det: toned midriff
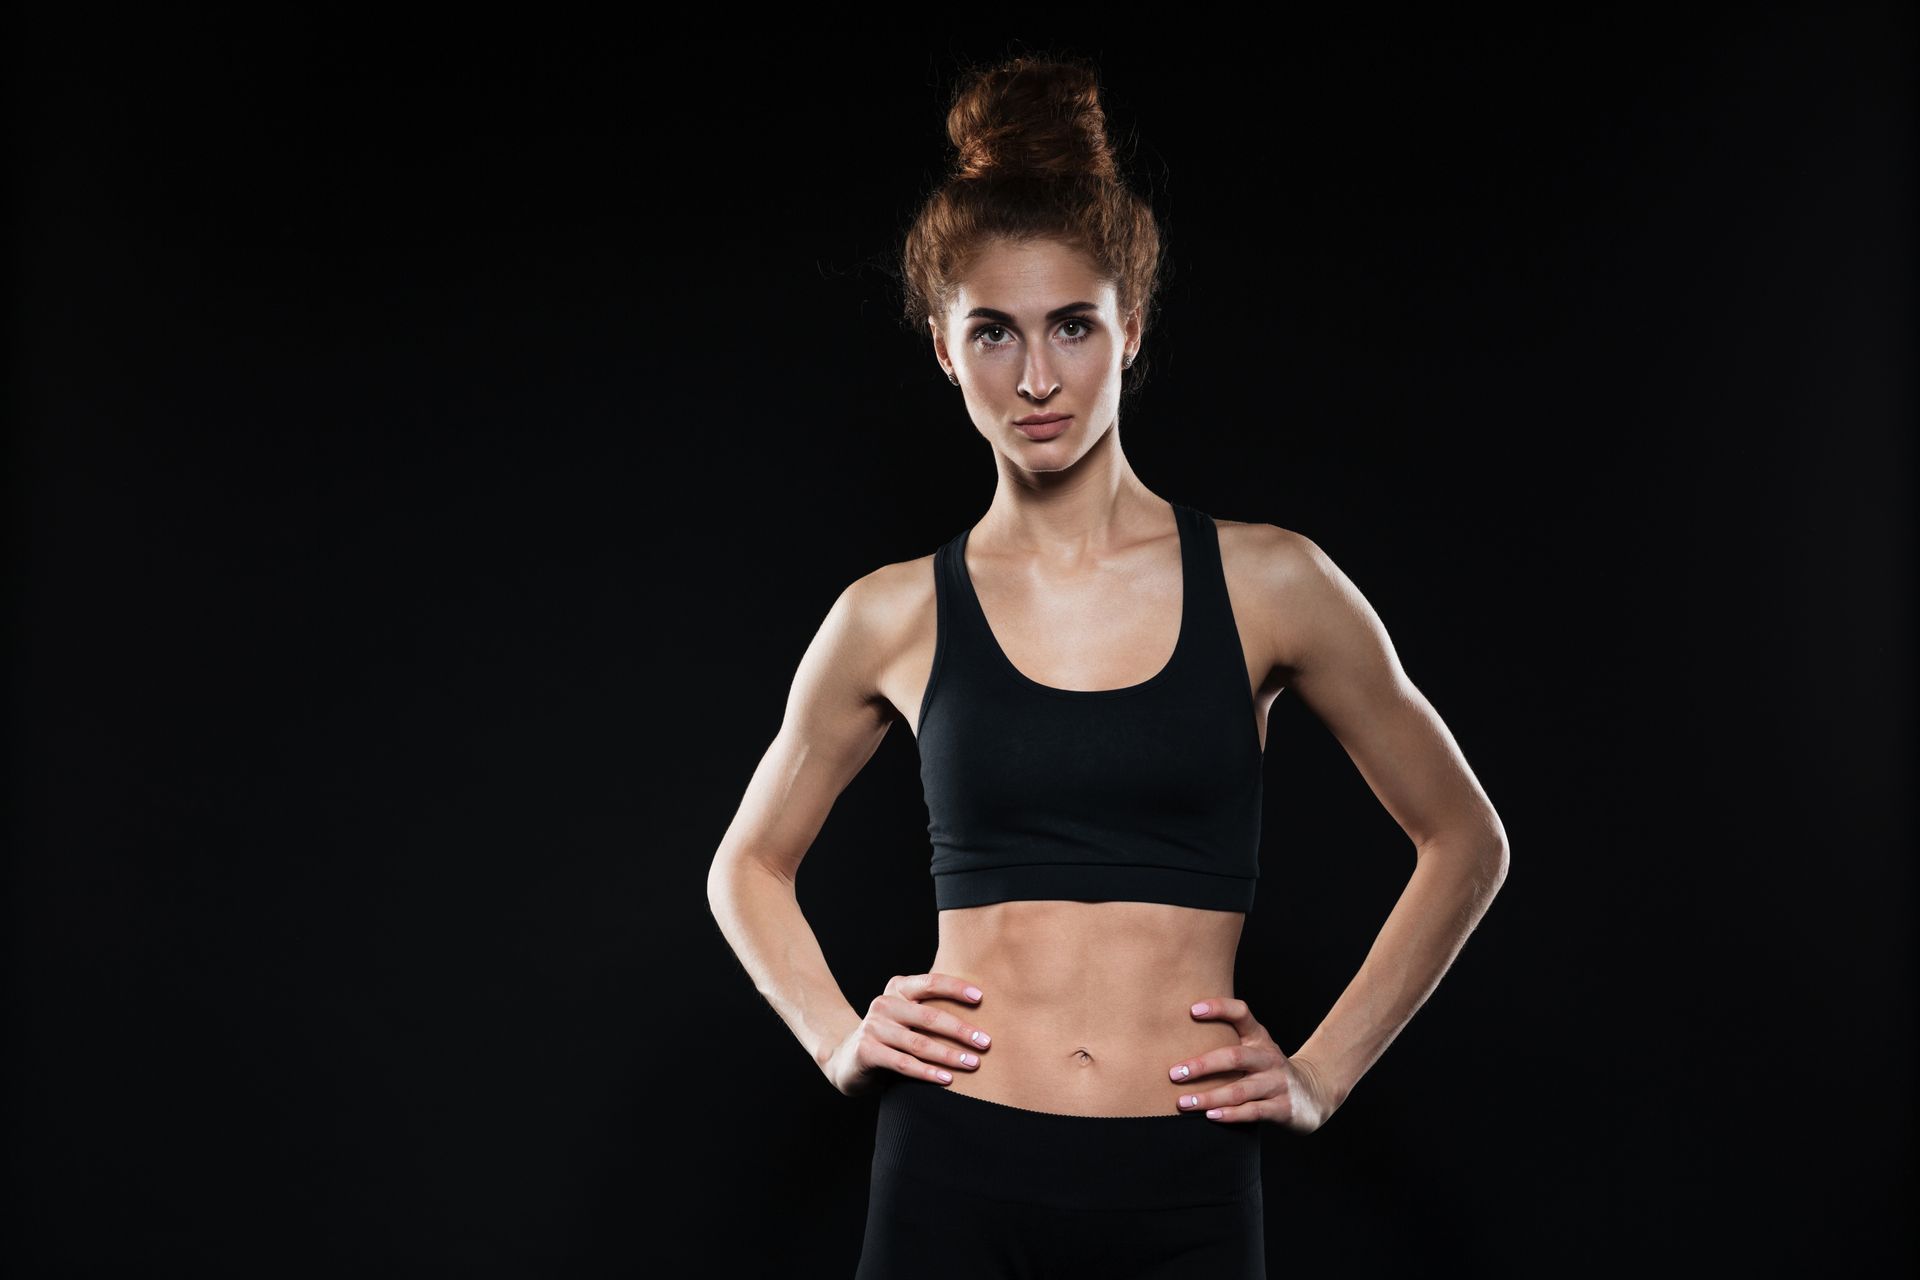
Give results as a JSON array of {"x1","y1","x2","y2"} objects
[{"x1": 919, "y1": 897, "x2": 1252, "y2": 1117}]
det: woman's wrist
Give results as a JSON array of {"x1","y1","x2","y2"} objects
[
  {"x1": 812, "y1": 1006, "x2": 864, "y2": 1072},
  {"x1": 1286, "y1": 1049, "x2": 1351, "y2": 1114}
]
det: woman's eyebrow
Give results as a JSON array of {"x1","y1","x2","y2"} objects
[{"x1": 963, "y1": 300, "x2": 1100, "y2": 324}]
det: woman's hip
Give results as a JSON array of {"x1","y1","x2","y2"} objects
[
  {"x1": 870, "y1": 1074, "x2": 1261, "y2": 1212},
  {"x1": 858, "y1": 1076, "x2": 1265, "y2": 1278}
]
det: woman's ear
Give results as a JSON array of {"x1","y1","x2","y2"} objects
[{"x1": 929, "y1": 316, "x2": 952, "y2": 379}]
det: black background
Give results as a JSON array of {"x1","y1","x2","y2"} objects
[{"x1": 6, "y1": 8, "x2": 1912, "y2": 1276}]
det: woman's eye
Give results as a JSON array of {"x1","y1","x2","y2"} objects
[{"x1": 972, "y1": 319, "x2": 1094, "y2": 347}]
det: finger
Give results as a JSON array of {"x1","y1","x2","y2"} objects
[
  {"x1": 872, "y1": 1012, "x2": 985, "y2": 1073},
  {"x1": 854, "y1": 1022, "x2": 958, "y2": 1083},
  {"x1": 877, "y1": 992, "x2": 993, "y2": 1051},
  {"x1": 1170, "y1": 1042, "x2": 1282, "y2": 1084},
  {"x1": 898, "y1": 975, "x2": 991, "y2": 1045},
  {"x1": 1178, "y1": 1074, "x2": 1274, "y2": 1115},
  {"x1": 902, "y1": 972, "x2": 987, "y2": 1005},
  {"x1": 867, "y1": 1025, "x2": 962, "y2": 1083},
  {"x1": 888, "y1": 1044, "x2": 957, "y2": 1084},
  {"x1": 1189, "y1": 996, "x2": 1259, "y2": 1032},
  {"x1": 912, "y1": 1002, "x2": 995, "y2": 1051},
  {"x1": 1188, "y1": 996, "x2": 1246, "y2": 1021},
  {"x1": 1168, "y1": 1045, "x2": 1238, "y2": 1083},
  {"x1": 1210, "y1": 1086, "x2": 1296, "y2": 1125}
]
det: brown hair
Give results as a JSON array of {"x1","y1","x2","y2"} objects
[{"x1": 896, "y1": 51, "x2": 1168, "y2": 394}]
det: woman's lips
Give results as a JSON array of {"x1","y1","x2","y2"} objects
[{"x1": 1014, "y1": 416, "x2": 1072, "y2": 441}]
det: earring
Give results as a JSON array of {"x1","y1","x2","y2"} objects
[
  {"x1": 1123, "y1": 354, "x2": 1136, "y2": 369},
  {"x1": 948, "y1": 371, "x2": 958, "y2": 385}
]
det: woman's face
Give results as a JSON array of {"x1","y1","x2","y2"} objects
[{"x1": 932, "y1": 236, "x2": 1140, "y2": 473}]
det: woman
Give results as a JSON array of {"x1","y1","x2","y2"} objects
[{"x1": 706, "y1": 53, "x2": 1510, "y2": 1278}]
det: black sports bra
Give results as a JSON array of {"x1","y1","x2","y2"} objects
[{"x1": 915, "y1": 501, "x2": 1265, "y2": 911}]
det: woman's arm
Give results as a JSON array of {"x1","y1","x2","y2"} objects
[
  {"x1": 705, "y1": 568, "x2": 904, "y2": 1071},
  {"x1": 1242, "y1": 525, "x2": 1510, "y2": 1112}
]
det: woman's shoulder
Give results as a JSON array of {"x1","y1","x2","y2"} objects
[
  {"x1": 1206, "y1": 515, "x2": 1398, "y2": 687},
  {"x1": 830, "y1": 543, "x2": 944, "y2": 651},
  {"x1": 785, "y1": 545, "x2": 943, "y2": 719},
  {"x1": 1207, "y1": 514, "x2": 1328, "y2": 591}
]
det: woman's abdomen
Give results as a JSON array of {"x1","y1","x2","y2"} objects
[{"x1": 921, "y1": 900, "x2": 1253, "y2": 1117}]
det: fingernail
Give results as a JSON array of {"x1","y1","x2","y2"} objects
[
  {"x1": 1180, "y1": 1095, "x2": 1197, "y2": 1108},
  {"x1": 1206, "y1": 1109, "x2": 1224, "y2": 1119},
  {"x1": 960, "y1": 1052, "x2": 977, "y2": 1067},
  {"x1": 936, "y1": 1070, "x2": 953, "y2": 1083},
  {"x1": 972, "y1": 1031, "x2": 990, "y2": 1047},
  {"x1": 964, "y1": 986, "x2": 983, "y2": 1001},
  {"x1": 1191, "y1": 1002, "x2": 1209, "y2": 1016},
  {"x1": 1170, "y1": 1064, "x2": 1190, "y2": 1081}
]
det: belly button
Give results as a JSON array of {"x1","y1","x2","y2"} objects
[{"x1": 1071, "y1": 1048, "x2": 1095, "y2": 1066}]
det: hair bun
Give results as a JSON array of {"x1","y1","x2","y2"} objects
[
  {"x1": 946, "y1": 54, "x2": 1119, "y2": 184},
  {"x1": 897, "y1": 51, "x2": 1164, "y2": 383}
]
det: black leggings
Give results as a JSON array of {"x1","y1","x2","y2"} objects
[{"x1": 855, "y1": 1075, "x2": 1265, "y2": 1279}]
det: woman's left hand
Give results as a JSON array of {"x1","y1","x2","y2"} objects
[{"x1": 1168, "y1": 996, "x2": 1338, "y2": 1133}]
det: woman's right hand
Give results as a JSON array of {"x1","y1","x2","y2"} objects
[{"x1": 822, "y1": 972, "x2": 993, "y2": 1097}]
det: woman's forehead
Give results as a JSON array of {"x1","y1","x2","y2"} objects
[{"x1": 953, "y1": 242, "x2": 1114, "y2": 313}]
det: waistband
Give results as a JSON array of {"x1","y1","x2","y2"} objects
[{"x1": 870, "y1": 1077, "x2": 1262, "y2": 1212}]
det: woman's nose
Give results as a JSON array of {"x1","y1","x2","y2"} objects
[{"x1": 1020, "y1": 352, "x2": 1060, "y2": 399}]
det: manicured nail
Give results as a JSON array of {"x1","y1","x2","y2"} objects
[
  {"x1": 972, "y1": 1031, "x2": 990, "y2": 1047},
  {"x1": 1206, "y1": 1109, "x2": 1224, "y2": 1119},
  {"x1": 1180, "y1": 1095, "x2": 1197, "y2": 1108},
  {"x1": 964, "y1": 986, "x2": 983, "y2": 1001},
  {"x1": 1191, "y1": 1002, "x2": 1209, "y2": 1016},
  {"x1": 937, "y1": 1070, "x2": 953, "y2": 1083},
  {"x1": 1170, "y1": 1064, "x2": 1190, "y2": 1081},
  {"x1": 960, "y1": 1052, "x2": 977, "y2": 1067}
]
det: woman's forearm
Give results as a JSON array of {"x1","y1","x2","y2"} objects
[
  {"x1": 708, "y1": 859, "x2": 864, "y2": 1072},
  {"x1": 1289, "y1": 833, "x2": 1508, "y2": 1110}
]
